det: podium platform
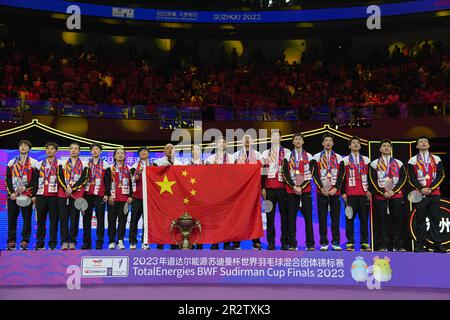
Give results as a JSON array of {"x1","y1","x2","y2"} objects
[{"x1": 1, "y1": 250, "x2": 449, "y2": 290}]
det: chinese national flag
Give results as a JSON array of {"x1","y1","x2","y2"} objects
[{"x1": 144, "y1": 164, "x2": 263, "y2": 244}]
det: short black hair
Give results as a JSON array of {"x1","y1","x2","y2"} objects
[
  {"x1": 416, "y1": 136, "x2": 429, "y2": 144},
  {"x1": 69, "y1": 142, "x2": 81, "y2": 149},
  {"x1": 348, "y1": 136, "x2": 361, "y2": 146},
  {"x1": 18, "y1": 139, "x2": 32, "y2": 149},
  {"x1": 138, "y1": 146, "x2": 149, "y2": 154},
  {"x1": 321, "y1": 133, "x2": 334, "y2": 143},
  {"x1": 90, "y1": 143, "x2": 103, "y2": 151},
  {"x1": 113, "y1": 148, "x2": 125, "y2": 157},
  {"x1": 45, "y1": 141, "x2": 59, "y2": 150},
  {"x1": 293, "y1": 133, "x2": 304, "y2": 140},
  {"x1": 379, "y1": 139, "x2": 392, "y2": 147}
]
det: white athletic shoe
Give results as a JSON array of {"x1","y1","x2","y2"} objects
[
  {"x1": 130, "y1": 243, "x2": 137, "y2": 250},
  {"x1": 108, "y1": 243, "x2": 116, "y2": 250},
  {"x1": 320, "y1": 244, "x2": 329, "y2": 251},
  {"x1": 117, "y1": 240, "x2": 125, "y2": 250},
  {"x1": 141, "y1": 244, "x2": 149, "y2": 250}
]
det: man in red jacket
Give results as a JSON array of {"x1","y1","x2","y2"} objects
[
  {"x1": 369, "y1": 139, "x2": 407, "y2": 252},
  {"x1": 313, "y1": 134, "x2": 345, "y2": 251},
  {"x1": 5, "y1": 140, "x2": 38, "y2": 250},
  {"x1": 261, "y1": 130, "x2": 291, "y2": 250},
  {"x1": 82, "y1": 143, "x2": 111, "y2": 250},
  {"x1": 57, "y1": 142, "x2": 89, "y2": 250},
  {"x1": 342, "y1": 136, "x2": 372, "y2": 252},
  {"x1": 407, "y1": 136, "x2": 446, "y2": 253},
  {"x1": 32, "y1": 141, "x2": 60, "y2": 250},
  {"x1": 283, "y1": 133, "x2": 315, "y2": 251}
]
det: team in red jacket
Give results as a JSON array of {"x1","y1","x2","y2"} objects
[
  {"x1": 5, "y1": 140, "x2": 38, "y2": 250},
  {"x1": 3, "y1": 135, "x2": 447, "y2": 253},
  {"x1": 313, "y1": 134, "x2": 345, "y2": 251},
  {"x1": 407, "y1": 136, "x2": 446, "y2": 253},
  {"x1": 369, "y1": 139, "x2": 407, "y2": 252}
]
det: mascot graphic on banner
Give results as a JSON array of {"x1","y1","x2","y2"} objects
[{"x1": 351, "y1": 256, "x2": 393, "y2": 289}]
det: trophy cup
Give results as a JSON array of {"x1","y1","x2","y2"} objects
[{"x1": 170, "y1": 212, "x2": 202, "y2": 249}]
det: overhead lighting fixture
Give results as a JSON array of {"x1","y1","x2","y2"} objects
[
  {"x1": 51, "y1": 13, "x2": 67, "y2": 20},
  {"x1": 297, "y1": 22, "x2": 314, "y2": 28},
  {"x1": 100, "y1": 18, "x2": 121, "y2": 25},
  {"x1": 435, "y1": 10, "x2": 450, "y2": 17}
]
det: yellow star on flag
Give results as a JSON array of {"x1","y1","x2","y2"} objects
[
  {"x1": 190, "y1": 178, "x2": 196, "y2": 185},
  {"x1": 183, "y1": 197, "x2": 190, "y2": 204},
  {"x1": 156, "y1": 175, "x2": 176, "y2": 195},
  {"x1": 181, "y1": 170, "x2": 188, "y2": 177},
  {"x1": 190, "y1": 189, "x2": 197, "y2": 196}
]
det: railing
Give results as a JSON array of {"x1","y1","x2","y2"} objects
[
  {"x1": 0, "y1": 97, "x2": 448, "y2": 127},
  {"x1": 0, "y1": 98, "x2": 202, "y2": 128}
]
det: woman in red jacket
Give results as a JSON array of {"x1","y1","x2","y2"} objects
[{"x1": 107, "y1": 148, "x2": 133, "y2": 250}]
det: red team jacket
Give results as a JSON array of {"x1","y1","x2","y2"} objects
[
  {"x1": 369, "y1": 157, "x2": 407, "y2": 201},
  {"x1": 282, "y1": 149, "x2": 314, "y2": 195},
  {"x1": 57, "y1": 158, "x2": 88, "y2": 199},
  {"x1": 407, "y1": 153, "x2": 445, "y2": 196},
  {"x1": 342, "y1": 154, "x2": 371, "y2": 197},
  {"x1": 84, "y1": 159, "x2": 111, "y2": 197},
  {"x1": 5, "y1": 156, "x2": 38, "y2": 198}
]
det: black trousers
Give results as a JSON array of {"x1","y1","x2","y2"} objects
[
  {"x1": 58, "y1": 197, "x2": 81, "y2": 245},
  {"x1": 83, "y1": 195, "x2": 106, "y2": 247},
  {"x1": 317, "y1": 194, "x2": 341, "y2": 246},
  {"x1": 108, "y1": 202, "x2": 128, "y2": 244},
  {"x1": 7, "y1": 199, "x2": 32, "y2": 244},
  {"x1": 374, "y1": 197, "x2": 403, "y2": 249},
  {"x1": 231, "y1": 239, "x2": 261, "y2": 248},
  {"x1": 35, "y1": 196, "x2": 59, "y2": 248},
  {"x1": 345, "y1": 195, "x2": 369, "y2": 245},
  {"x1": 129, "y1": 198, "x2": 143, "y2": 245},
  {"x1": 266, "y1": 188, "x2": 288, "y2": 246},
  {"x1": 286, "y1": 193, "x2": 314, "y2": 247},
  {"x1": 413, "y1": 195, "x2": 442, "y2": 245}
]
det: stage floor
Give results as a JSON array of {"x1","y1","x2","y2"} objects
[{"x1": 1, "y1": 284, "x2": 449, "y2": 300}]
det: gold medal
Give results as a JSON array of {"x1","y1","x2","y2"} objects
[
  {"x1": 295, "y1": 170, "x2": 300, "y2": 175},
  {"x1": 118, "y1": 184, "x2": 122, "y2": 188},
  {"x1": 425, "y1": 175, "x2": 430, "y2": 179},
  {"x1": 45, "y1": 180, "x2": 49, "y2": 185},
  {"x1": 327, "y1": 172, "x2": 332, "y2": 178}
]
